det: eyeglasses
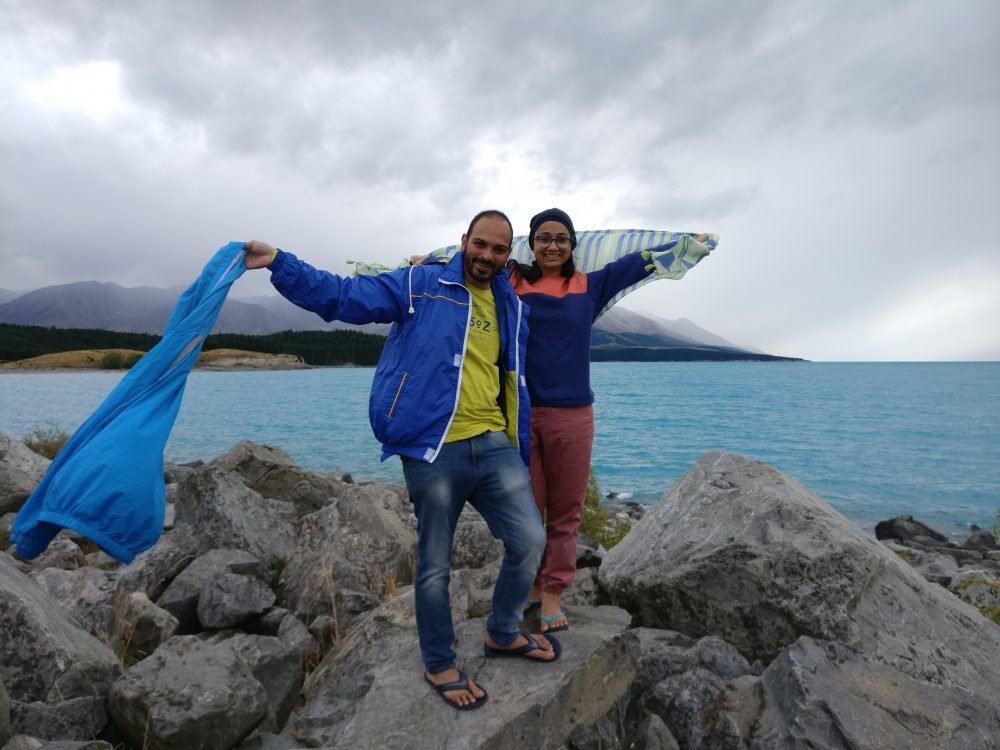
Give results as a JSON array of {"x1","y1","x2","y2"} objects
[{"x1": 534, "y1": 234, "x2": 572, "y2": 248}]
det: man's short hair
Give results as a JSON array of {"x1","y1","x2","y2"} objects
[{"x1": 466, "y1": 209, "x2": 513, "y2": 244}]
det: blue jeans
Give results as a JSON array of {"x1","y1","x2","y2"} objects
[{"x1": 402, "y1": 430, "x2": 545, "y2": 673}]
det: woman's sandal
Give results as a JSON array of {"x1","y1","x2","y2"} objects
[{"x1": 539, "y1": 611, "x2": 569, "y2": 634}]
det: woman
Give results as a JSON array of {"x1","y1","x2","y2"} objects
[{"x1": 509, "y1": 208, "x2": 708, "y2": 632}]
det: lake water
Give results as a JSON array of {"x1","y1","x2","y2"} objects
[{"x1": 2, "y1": 362, "x2": 998, "y2": 540}]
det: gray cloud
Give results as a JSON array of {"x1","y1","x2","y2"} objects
[{"x1": 1, "y1": 0, "x2": 998, "y2": 360}]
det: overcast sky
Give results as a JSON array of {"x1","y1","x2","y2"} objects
[{"x1": 2, "y1": 1, "x2": 998, "y2": 361}]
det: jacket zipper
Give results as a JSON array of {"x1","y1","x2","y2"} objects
[
  {"x1": 387, "y1": 372, "x2": 408, "y2": 418},
  {"x1": 428, "y1": 279, "x2": 472, "y2": 462}
]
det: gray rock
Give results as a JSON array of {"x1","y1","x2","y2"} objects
[
  {"x1": 276, "y1": 611, "x2": 319, "y2": 661},
  {"x1": 0, "y1": 434, "x2": 50, "y2": 514},
  {"x1": 197, "y1": 571, "x2": 276, "y2": 629},
  {"x1": 210, "y1": 440, "x2": 350, "y2": 516},
  {"x1": 162, "y1": 493, "x2": 176, "y2": 530},
  {"x1": 963, "y1": 529, "x2": 999, "y2": 551},
  {"x1": 29, "y1": 566, "x2": 119, "y2": 643},
  {"x1": 279, "y1": 483, "x2": 417, "y2": 631},
  {"x1": 115, "y1": 591, "x2": 179, "y2": 659},
  {"x1": 562, "y1": 566, "x2": 600, "y2": 608},
  {"x1": 235, "y1": 732, "x2": 303, "y2": 750},
  {"x1": 249, "y1": 606, "x2": 291, "y2": 636},
  {"x1": 949, "y1": 570, "x2": 1000, "y2": 615},
  {"x1": 0, "y1": 678, "x2": 9, "y2": 745},
  {"x1": 632, "y1": 713, "x2": 680, "y2": 750},
  {"x1": 9, "y1": 697, "x2": 110, "y2": 744},
  {"x1": 451, "y1": 507, "x2": 503, "y2": 570},
  {"x1": 0, "y1": 737, "x2": 44, "y2": 750},
  {"x1": 749, "y1": 636, "x2": 1000, "y2": 749},
  {"x1": 973, "y1": 557, "x2": 1000, "y2": 574},
  {"x1": 939, "y1": 546, "x2": 985, "y2": 566},
  {"x1": 307, "y1": 614, "x2": 338, "y2": 648},
  {"x1": 108, "y1": 635, "x2": 269, "y2": 750},
  {"x1": 622, "y1": 628, "x2": 755, "y2": 748},
  {"x1": 204, "y1": 632, "x2": 304, "y2": 732},
  {"x1": 892, "y1": 544, "x2": 960, "y2": 586},
  {"x1": 601, "y1": 451, "x2": 1000, "y2": 747},
  {"x1": 157, "y1": 548, "x2": 268, "y2": 633},
  {"x1": 287, "y1": 598, "x2": 634, "y2": 749},
  {"x1": 874, "y1": 515, "x2": 949, "y2": 546},
  {"x1": 34, "y1": 743, "x2": 113, "y2": 749},
  {"x1": 174, "y1": 465, "x2": 298, "y2": 566},
  {"x1": 25, "y1": 537, "x2": 86, "y2": 572},
  {"x1": 575, "y1": 533, "x2": 605, "y2": 569},
  {"x1": 0, "y1": 553, "x2": 121, "y2": 740},
  {"x1": 82, "y1": 549, "x2": 120, "y2": 570},
  {"x1": 113, "y1": 523, "x2": 199, "y2": 607},
  {"x1": 163, "y1": 461, "x2": 200, "y2": 485}
]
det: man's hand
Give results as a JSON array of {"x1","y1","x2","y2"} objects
[{"x1": 244, "y1": 240, "x2": 277, "y2": 270}]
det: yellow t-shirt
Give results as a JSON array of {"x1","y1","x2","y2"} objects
[{"x1": 445, "y1": 284, "x2": 507, "y2": 442}]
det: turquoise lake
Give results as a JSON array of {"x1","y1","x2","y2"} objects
[{"x1": 2, "y1": 361, "x2": 998, "y2": 539}]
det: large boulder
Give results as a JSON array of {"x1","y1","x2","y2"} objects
[
  {"x1": 108, "y1": 635, "x2": 269, "y2": 750},
  {"x1": 29, "y1": 565, "x2": 120, "y2": 643},
  {"x1": 157, "y1": 548, "x2": 269, "y2": 633},
  {"x1": 618, "y1": 628, "x2": 755, "y2": 749},
  {"x1": 203, "y1": 632, "x2": 305, "y2": 733},
  {"x1": 115, "y1": 591, "x2": 179, "y2": 659},
  {"x1": 745, "y1": 635, "x2": 1000, "y2": 748},
  {"x1": 0, "y1": 553, "x2": 122, "y2": 740},
  {"x1": 209, "y1": 440, "x2": 351, "y2": 516},
  {"x1": 173, "y1": 466, "x2": 298, "y2": 566},
  {"x1": 113, "y1": 523, "x2": 199, "y2": 607},
  {"x1": 0, "y1": 434, "x2": 50, "y2": 514},
  {"x1": 197, "y1": 571, "x2": 276, "y2": 630},
  {"x1": 286, "y1": 593, "x2": 635, "y2": 749},
  {"x1": 279, "y1": 483, "x2": 417, "y2": 631},
  {"x1": 601, "y1": 451, "x2": 1000, "y2": 747}
]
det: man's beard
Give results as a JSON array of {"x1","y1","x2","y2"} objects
[{"x1": 463, "y1": 253, "x2": 496, "y2": 283}]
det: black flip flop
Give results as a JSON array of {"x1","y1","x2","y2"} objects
[
  {"x1": 424, "y1": 670, "x2": 489, "y2": 711},
  {"x1": 483, "y1": 632, "x2": 561, "y2": 662}
]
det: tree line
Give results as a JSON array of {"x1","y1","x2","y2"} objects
[{"x1": 0, "y1": 324, "x2": 386, "y2": 367}]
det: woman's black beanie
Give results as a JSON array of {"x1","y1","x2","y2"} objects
[{"x1": 528, "y1": 207, "x2": 577, "y2": 249}]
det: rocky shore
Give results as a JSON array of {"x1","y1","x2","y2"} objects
[{"x1": 1, "y1": 435, "x2": 999, "y2": 749}]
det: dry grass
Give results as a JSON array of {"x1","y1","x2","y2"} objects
[
  {"x1": 1, "y1": 349, "x2": 145, "y2": 369},
  {"x1": 22, "y1": 421, "x2": 70, "y2": 458},
  {"x1": 1, "y1": 347, "x2": 303, "y2": 370}
]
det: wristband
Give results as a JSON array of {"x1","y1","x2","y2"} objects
[{"x1": 270, "y1": 248, "x2": 279, "y2": 264}]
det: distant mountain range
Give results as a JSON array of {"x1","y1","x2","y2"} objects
[{"x1": 0, "y1": 282, "x2": 802, "y2": 362}]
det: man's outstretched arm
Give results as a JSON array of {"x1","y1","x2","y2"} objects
[{"x1": 243, "y1": 240, "x2": 411, "y2": 325}]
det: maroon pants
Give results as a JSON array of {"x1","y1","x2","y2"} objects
[{"x1": 529, "y1": 404, "x2": 594, "y2": 594}]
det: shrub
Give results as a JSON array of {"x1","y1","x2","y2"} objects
[
  {"x1": 22, "y1": 421, "x2": 70, "y2": 459},
  {"x1": 100, "y1": 350, "x2": 141, "y2": 369},
  {"x1": 578, "y1": 467, "x2": 631, "y2": 549}
]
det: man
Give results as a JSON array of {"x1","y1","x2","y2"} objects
[{"x1": 244, "y1": 210, "x2": 556, "y2": 711}]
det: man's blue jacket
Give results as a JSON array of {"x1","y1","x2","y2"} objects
[
  {"x1": 268, "y1": 249, "x2": 531, "y2": 465},
  {"x1": 11, "y1": 242, "x2": 247, "y2": 563}
]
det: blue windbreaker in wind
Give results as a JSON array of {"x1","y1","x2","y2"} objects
[{"x1": 11, "y1": 242, "x2": 247, "y2": 563}]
